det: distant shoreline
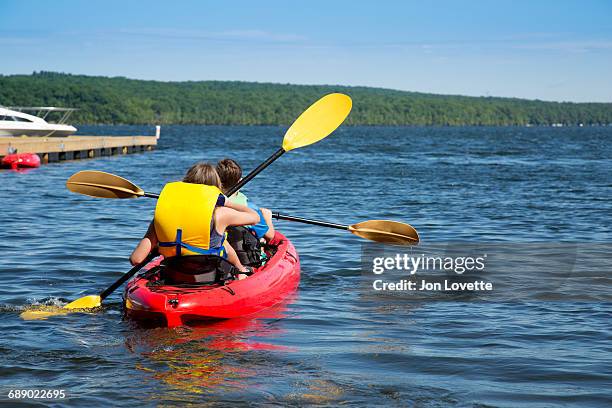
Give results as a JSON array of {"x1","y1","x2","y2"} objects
[
  {"x1": 76, "y1": 123, "x2": 611, "y2": 128},
  {"x1": 3, "y1": 72, "x2": 612, "y2": 126}
]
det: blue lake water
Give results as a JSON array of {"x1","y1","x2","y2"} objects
[{"x1": 1, "y1": 125, "x2": 611, "y2": 406}]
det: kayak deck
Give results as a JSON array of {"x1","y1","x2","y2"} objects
[{"x1": 124, "y1": 232, "x2": 300, "y2": 327}]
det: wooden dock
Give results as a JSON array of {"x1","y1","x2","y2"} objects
[{"x1": 0, "y1": 135, "x2": 157, "y2": 164}]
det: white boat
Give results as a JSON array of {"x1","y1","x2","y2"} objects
[{"x1": 0, "y1": 106, "x2": 77, "y2": 137}]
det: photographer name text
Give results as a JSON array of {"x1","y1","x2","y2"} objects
[{"x1": 373, "y1": 279, "x2": 493, "y2": 291}]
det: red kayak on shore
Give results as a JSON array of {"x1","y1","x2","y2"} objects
[
  {"x1": 1, "y1": 153, "x2": 41, "y2": 169},
  {"x1": 124, "y1": 232, "x2": 300, "y2": 327}
]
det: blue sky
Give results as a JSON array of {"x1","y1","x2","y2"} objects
[{"x1": 1, "y1": 0, "x2": 611, "y2": 102}]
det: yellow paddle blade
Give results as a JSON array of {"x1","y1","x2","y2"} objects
[
  {"x1": 66, "y1": 170, "x2": 144, "y2": 199},
  {"x1": 20, "y1": 295, "x2": 102, "y2": 321},
  {"x1": 20, "y1": 308, "x2": 71, "y2": 321},
  {"x1": 282, "y1": 93, "x2": 352, "y2": 152},
  {"x1": 348, "y1": 220, "x2": 420, "y2": 246},
  {"x1": 64, "y1": 295, "x2": 102, "y2": 309}
]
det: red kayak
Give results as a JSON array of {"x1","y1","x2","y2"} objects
[
  {"x1": 124, "y1": 232, "x2": 300, "y2": 327},
  {"x1": 1, "y1": 153, "x2": 41, "y2": 169}
]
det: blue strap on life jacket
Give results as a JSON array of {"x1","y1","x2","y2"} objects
[{"x1": 158, "y1": 228, "x2": 226, "y2": 258}]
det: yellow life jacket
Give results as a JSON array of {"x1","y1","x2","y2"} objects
[{"x1": 154, "y1": 181, "x2": 225, "y2": 258}]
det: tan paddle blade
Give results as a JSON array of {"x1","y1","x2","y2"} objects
[
  {"x1": 348, "y1": 220, "x2": 419, "y2": 245},
  {"x1": 66, "y1": 170, "x2": 144, "y2": 199},
  {"x1": 20, "y1": 295, "x2": 102, "y2": 321},
  {"x1": 282, "y1": 93, "x2": 352, "y2": 151}
]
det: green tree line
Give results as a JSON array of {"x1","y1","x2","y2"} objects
[{"x1": 1, "y1": 71, "x2": 611, "y2": 125}]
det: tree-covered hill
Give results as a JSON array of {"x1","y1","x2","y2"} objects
[{"x1": 1, "y1": 72, "x2": 611, "y2": 126}]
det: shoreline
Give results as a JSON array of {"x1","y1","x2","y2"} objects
[{"x1": 74, "y1": 123, "x2": 612, "y2": 128}]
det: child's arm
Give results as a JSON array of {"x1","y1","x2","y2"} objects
[
  {"x1": 260, "y1": 207, "x2": 276, "y2": 241},
  {"x1": 130, "y1": 220, "x2": 158, "y2": 265},
  {"x1": 215, "y1": 200, "x2": 261, "y2": 231}
]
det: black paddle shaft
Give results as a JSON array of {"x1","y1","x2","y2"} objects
[
  {"x1": 272, "y1": 213, "x2": 348, "y2": 230},
  {"x1": 99, "y1": 252, "x2": 157, "y2": 300},
  {"x1": 226, "y1": 148, "x2": 285, "y2": 196}
]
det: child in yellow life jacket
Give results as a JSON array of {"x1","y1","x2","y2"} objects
[
  {"x1": 129, "y1": 162, "x2": 260, "y2": 279},
  {"x1": 216, "y1": 158, "x2": 276, "y2": 241}
]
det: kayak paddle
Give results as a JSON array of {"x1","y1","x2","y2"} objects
[
  {"x1": 272, "y1": 213, "x2": 419, "y2": 245},
  {"x1": 20, "y1": 252, "x2": 156, "y2": 320},
  {"x1": 65, "y1": 172, "x2": 420, "y2": 246},
  {"x1": 24, "y1": 93, "x2": 352, "y2": 320}
]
